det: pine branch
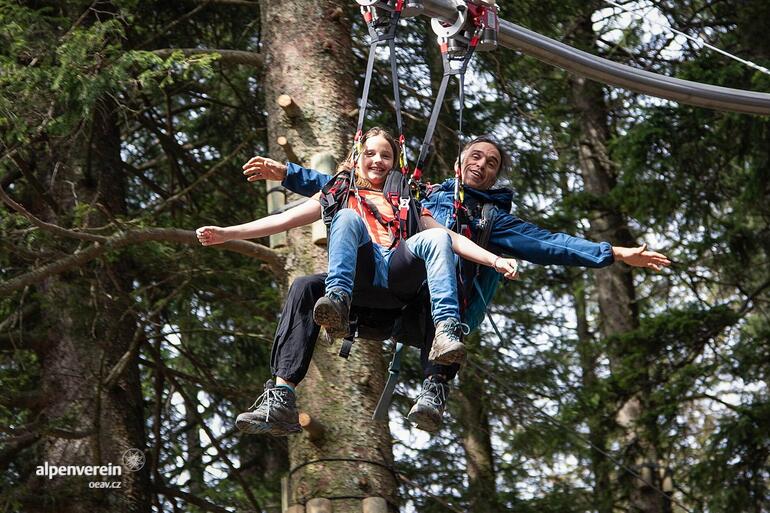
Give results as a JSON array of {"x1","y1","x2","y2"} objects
[
  {"x1": 0, "y1": 390, "x2": 45, "y2": 410},
  {"x1": 146, "y1": 341, "x2": 263, "y2": 512},
  {"x1": 8, "y1": 156, "x2": 62, "y2": 215},
  {"x1": 136, "y1": 111, "x2": 194, "y2": 190},
  {"x1": 0, "y1": 228, "x2": 284, "y2": 296},
  {"x1": 121, "y1": 161, "x2": 171, "y2": 199},
  {"x1": 0, "y1": 304, "x2": 38, "y2": 333},
  {"x1": 0, "y1": 185, "x2": 107, "y2": 243},
  {"x1": 154, "y1": 485, "x2": 232, "y2": 513},
  {"x1": 152, "y1": 48, "x2": 262, "y2": 67},
  {"x1": 139, "y1": 1, "x2": 214, "y2": 50},
  {"x1": 150, "y1": 138, "x2": 251, "y2": 215},
  {"x1": 103, "y1": 280, "x2": 190, "y2": 389},
  {"x1": 0, "y1": 431, "x2": 40, "y2": 469},
  {"x1": 136, "y1": 356, "x2": 238, "y2": 396}
]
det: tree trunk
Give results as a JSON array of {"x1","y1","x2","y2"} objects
[
  {"x1": 259, "y1": 1, "x2": 398, "y2": 511},
  {"x1": 572, "y1": 272, "x2": 613, "y2": 513},
  {"x1": 457, "y1": 333, "x2": 502, "y2": 512},
  {"x1": 569, "y1": 11, "x2": 665, "y2": 513},
  {"x1": 27, "y1": 97, "x2": 150, "y2": 512},
  {"x1": 184, "y1": 387, "x2": 205, "y2": 497}
]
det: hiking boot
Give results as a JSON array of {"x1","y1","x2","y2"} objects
[
  {"x1": 428, "y1": 318, "x2": 467, "y2": 365},
  {"x1": 407, "y1": 375, "x2": 449, "y2": 433},
  {"x1": 313, "y1": 289, "x2": 351, "y2": 339},
  {"x1": 235, "y1": 380, "x2": 301, "y2": 436}
]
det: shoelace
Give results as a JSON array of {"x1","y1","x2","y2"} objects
[
  {"x1": 437, "y1": 319, "x2": 470, "y2": 338},
  {"x1": 417, "y1": 379, "x2": 446, "y2": 407},
  {"x1": 248, "y1": 387, "x2": 286, "y2": 423},
  {"x1": 326, "y1": 289, "x2": 349, "y2": 306}
]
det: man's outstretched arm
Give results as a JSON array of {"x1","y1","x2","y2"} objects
[
  {"x1": 242, "y1": 156, "x2": 331, "y2": 196},
  {"x1": 611, "y1": 243, "x2": 670, "y2": 271},
  {"x1": 490, "y1": 213, "x2": 670, "y2": 270}
]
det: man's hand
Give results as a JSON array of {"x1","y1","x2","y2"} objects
[
  {"x1": 242, "y1": 156, "x2": 287, "y2": 182},
  {"x1": 196, "y1": 226, "x2": 229, "y2": 246},
  {"x1": 494, "y1": 257, "x2": 520, "y2": 280},
  {"x1": 612, "y1": 244, "x2": 671, "y2": 271}
]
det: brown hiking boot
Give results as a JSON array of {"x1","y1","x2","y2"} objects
[
  {"x1": 428, "y1": 318, "x2": 467, "y2": 365},
  {"x1": 313, "y1": 289, "x2": 351, "y2": 339}
]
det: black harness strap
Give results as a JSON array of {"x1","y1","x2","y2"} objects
[
  {"x1": 412, "y1": 17, "x2": 482, "y2": 181},
  {"x1": 354, "y1": 1, "x2": 408, "y2": 162},
  {"x1": 459, "y1": 201, "x2": 497, "y2": 305},
  {"x1": 320, "y1": 171, "x2": 421, "y2": 251},
  {"x1": 372, "y1": 341, "x2": 405, "y2": 420},
  {"x1": 355, "y1": 37, "x2": 382, "y2": 138},
  {"x1": 411, "y1": 1, "x2": 499, "y2": 188}
]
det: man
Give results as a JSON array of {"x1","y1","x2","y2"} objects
[{"x1": 239, "y1": 135, "x2": 670, "y2": 434}]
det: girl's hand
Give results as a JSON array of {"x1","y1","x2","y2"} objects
[
  {"x1": 196, "y1": 226, "x2": 229, "y2": 246},
  {"x1": 494, "y1": 257, "x2": 519, "y2": 280},
  {"x1": 242, "y1": 156, "x2": 287, "y2": 182}
]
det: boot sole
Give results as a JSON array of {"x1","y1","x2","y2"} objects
[
  {"x1": 428, "y1": 345, "x2": 466, "y2": 366},
  {"x1": 236, "y1": 418, "x2": 302, "y2": 437},
  {"x1": 313, "y1": 301, "x2": 348, "y2": 338},
  {"x1": 407, "y1": 409, "x2": 441, "y2": 433}
]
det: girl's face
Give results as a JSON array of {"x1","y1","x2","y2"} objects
[{"x1": 357, "y1": 135, "x2": 394, "y2": 186}]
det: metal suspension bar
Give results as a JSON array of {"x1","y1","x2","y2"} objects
[{"x1": 419, "y1": 0, "x2": 770, "y2": 116}]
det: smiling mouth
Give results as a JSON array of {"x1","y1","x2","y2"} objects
[{"x1": 466, "y1": 169, "x2": 483, "y2": 181}]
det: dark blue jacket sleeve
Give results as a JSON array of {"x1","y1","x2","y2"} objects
[
  {"x1": 281, "y1": 162, "x2": 333, "y2": 197},
  {"x1": 490, "y1": 211, "x2": 614, "y2": 268}
]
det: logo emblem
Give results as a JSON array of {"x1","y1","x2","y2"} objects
[{"x1": 122, "y1": 448, "x2": 146, "y2": 472}]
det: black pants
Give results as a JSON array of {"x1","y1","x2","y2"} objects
[{"x1": 270, "y1": 242, "x2": 461, "y2": 384}]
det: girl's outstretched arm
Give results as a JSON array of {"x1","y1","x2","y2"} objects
[
  {"x1": 197, "y1": 193, "x2": 322, "y2": 246},
  {"x1": 420, "y1": 215, "x2": 519, "y2": 280}
]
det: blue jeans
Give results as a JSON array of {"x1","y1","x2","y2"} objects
[{"x1": 325, "y1": 208, "x2": 460, "y2": 323}]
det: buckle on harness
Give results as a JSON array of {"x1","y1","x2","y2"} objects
[
  {"x1": 339, "y1": 337, "x2": 355, "y2": 359},
  {"x1": 339, "y1": 319, "x2": 360, "y2": 359}
]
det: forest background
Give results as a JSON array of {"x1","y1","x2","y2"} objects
[{"x1": 1, "y1": 1, "x2": 768, "y2": 512}]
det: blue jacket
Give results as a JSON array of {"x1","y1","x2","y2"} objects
[{"x1": 282, "y1": 163, "x2": 615, "y2": 268}]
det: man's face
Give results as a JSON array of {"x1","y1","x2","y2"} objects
[{"x1": 460, "y1": 142, "x2": 501, "y2": 190}]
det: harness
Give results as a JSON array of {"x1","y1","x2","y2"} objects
[
  {"x1": 457, "y1": 199, "x2": 501, "y2": 329},
  {"x1": 319, "y1": 169, "x2": 422, "y2": 249}
]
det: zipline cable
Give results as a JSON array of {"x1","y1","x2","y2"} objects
[
  {"x1": 603, "y1": 0, "x2": 770, "y2": 77},
  {"x1": 417, "y1": 0, "x2": 770, "y2": 115}
]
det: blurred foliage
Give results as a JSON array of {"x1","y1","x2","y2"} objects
[{"x1": 1, "y1": 0, "x2": 768, "y2": 512}]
